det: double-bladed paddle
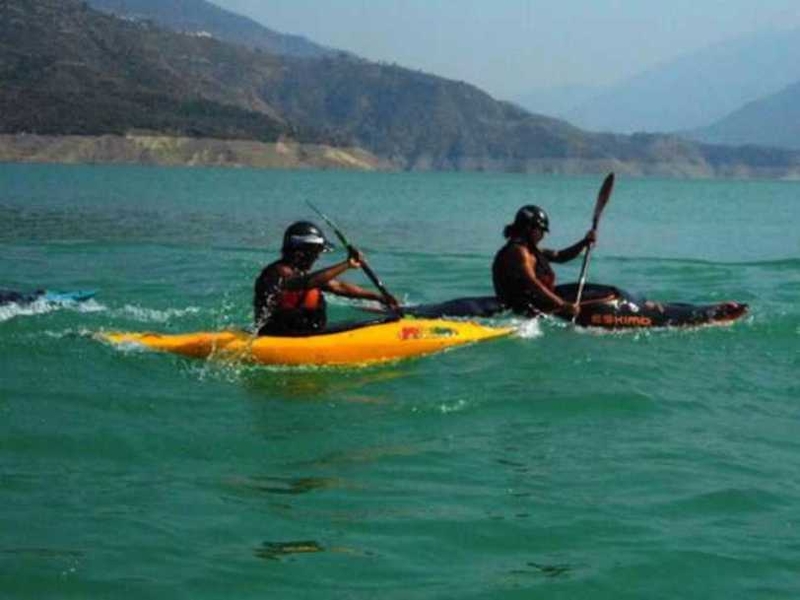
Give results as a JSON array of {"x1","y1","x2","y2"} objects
[
  {"x1": 573, "y1": 173, "x2": 615, "y2": 322},
  {"x1": 306, "y1": 201, "x2": 403, "y2": 317}
]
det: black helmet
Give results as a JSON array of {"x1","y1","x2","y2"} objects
[
  {"x1": 282, "y1": 221, "x2": 333, "y2": 252},
  {"x1": 513, "y1": 205, "x2": 549, "y2": 232}
]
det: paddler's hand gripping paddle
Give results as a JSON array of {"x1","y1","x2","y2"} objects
[
  {"x1": 573, "y1": 172, "x2": 614, "y2": 322},
  {"x1": 306, "y1": 201, "x2": 403, "y2": 317}
]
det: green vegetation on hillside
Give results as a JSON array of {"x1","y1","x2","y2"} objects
[{"x1": 0, "y1": 0, "x2": 292, "y2": 142}]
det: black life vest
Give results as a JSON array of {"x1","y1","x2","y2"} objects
[{"x1": 254, "y1": 262, "x2": 327, "y2": 335}]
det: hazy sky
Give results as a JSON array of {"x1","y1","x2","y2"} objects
[{"x1": 212, "y1": 1, "x2": 800, "y2": 99}]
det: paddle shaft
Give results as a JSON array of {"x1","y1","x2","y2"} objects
[
  {"x1": 306, "y1": 202, "x2": 402, "y2": 316},
  {"x1": 573, "y1": 173, "x2": 614, "y2": 320},
  {"x1": 573, "y1": 247, "x2": 594, "y2": 311}
]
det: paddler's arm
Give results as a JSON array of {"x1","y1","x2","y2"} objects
[
  {"x1": 324, "y1": 248, "x2": 399, "y2": 307},
  {"x1": 516, "y1": 245, "x2": 579, "y2": 317},
  {"x1": 323, "y1": 279, "x2": 398, "y2": 307},
  {"x1": 285, "y1": 249, "x2": 399, "y2": 308},
  {"x1": 280, "y1": 258, "x2": 357, "y2": 291},
  {"x1": 544, "y1": 230, "x2": 596, "y2": 263}
]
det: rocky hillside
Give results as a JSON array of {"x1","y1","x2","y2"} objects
[{"x1": 3, "y1": 0, "x2": 800, "y2": 177}]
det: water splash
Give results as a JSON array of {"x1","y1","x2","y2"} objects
[
  {"x1": 41, "y1": 328, "x2": 99, "y2": 341},
  {"x1": 514, "y1": 318, "x2": 542, "y2": 339},
  {"x1": 115, "y1": 304, "x2": 200, "y2": 323},
  {"x1": 0, "y1": 298, "x2": 106, "y2": 323},
  {"x1": 439, "y1": 398, "x2": 469, "y2": 414}
]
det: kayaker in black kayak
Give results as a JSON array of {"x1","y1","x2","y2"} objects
[
  {"x1": 254, "y1": 221, "x2": 399, "y2": 336},
  {"x1": 492, "y1": 205, "x2": 595, "y2": 318}
]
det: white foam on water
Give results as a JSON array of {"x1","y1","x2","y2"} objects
[
  {"x1": 438, "y1": 398, "x2": 469, "y2": 414},
  {"x1": 0, "y1": 300, "x2": 53, "y2": 323},
  {"x1": 109, "y1": 341, "x2": 152, "y2": 354},
  {"x1": 186, "y1": 357, "x2": 249, "y2": 384},
  {"x1": 514, "y1": 317, "x2": 543, "y2": 339},
  {"x1": 572, "y1": 323, "x2": 656, "y2": 339},
  {"x1": 41, "y1": 327, "x2": 97, "y2": 340},
  {"x1": 72, "y1": 299, "x2": 106, "y2": 314},
  {"x1": 116, "y1": 304, "x2": 201, "y2": 323},
  {"x1": 0, "y1": 298, "x2": 107, "y2": 323}
]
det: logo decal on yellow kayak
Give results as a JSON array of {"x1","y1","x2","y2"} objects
[
  {"x1": 591, "y1": 314, "x2": 653, "y2": 327},
  {"x1": 400, "y1": 326, "x2": 458, "y2": 340}
]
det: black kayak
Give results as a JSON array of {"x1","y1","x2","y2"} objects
[{"x1": 382, "y1": 283, "x2": 748, "y2": 330}]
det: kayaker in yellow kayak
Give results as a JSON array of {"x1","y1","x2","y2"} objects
[
  {"x1": 254, "y1": 221, "x2": 399, "y2": 336},
  {"x1": 492, "y1": 205, "x2": 595, "y2": 318}
]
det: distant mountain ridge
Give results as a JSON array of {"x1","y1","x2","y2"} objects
[
  {"x1": 563, "y1": 28, "x2": 800, "y2": 134},
  {"x1": 3, "y1": 0, "x2": 800, "y2": 177},
  {"x1": 514, "y1": 84, "x2": 605, "y2": 120},
  {"x1": 85, "y1": 0, "x2": 339, "y2": 58},
  {"x1": 687, "y1": 80, "x2": 800, "y2": 150}
]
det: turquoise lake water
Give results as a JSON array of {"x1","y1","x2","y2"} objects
[{"x1": 1, "y1": 164, "x2": 799, "y2": 598}]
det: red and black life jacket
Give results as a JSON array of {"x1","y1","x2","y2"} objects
[{"x1": 254, "y1": 262, "x2": 327, "y2": 335}]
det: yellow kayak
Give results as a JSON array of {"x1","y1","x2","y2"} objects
[{"x1": 101, "y1": 317, "x2": 513, "y2": 367}]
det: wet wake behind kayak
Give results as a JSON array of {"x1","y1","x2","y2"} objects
[{"x1": 1, "y1": 165, "x2": 798, "y2": 598}]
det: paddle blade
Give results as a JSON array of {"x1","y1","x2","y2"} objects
[{"x1": 592, "y1": 172, "x2": 614, "y2": 230}]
